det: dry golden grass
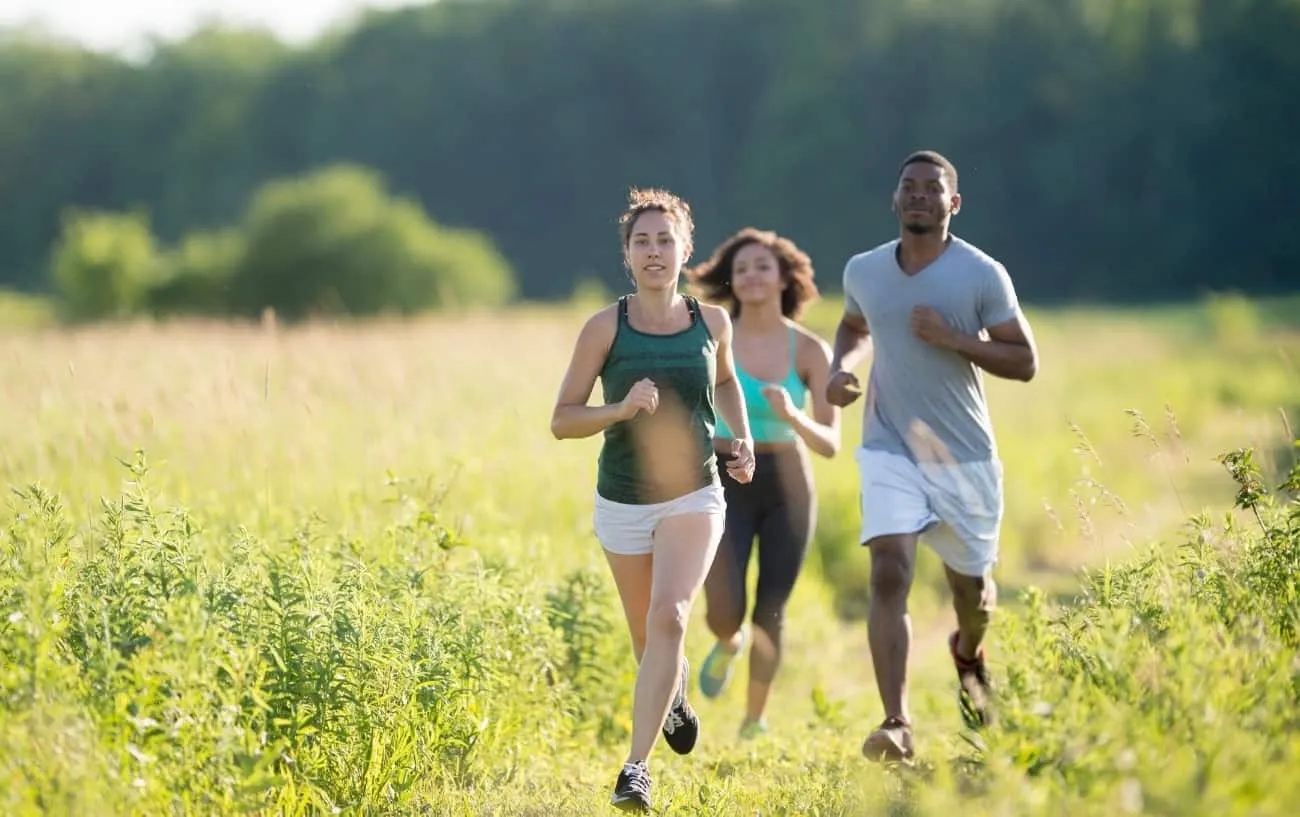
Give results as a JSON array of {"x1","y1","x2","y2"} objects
[{"x1": 0, "y1": 294, "x2": 1296, "y2": 815}]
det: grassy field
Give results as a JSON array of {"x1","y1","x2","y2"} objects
[{"x1": 1, "y1": 292, "x2": 1297, "y2": 815}]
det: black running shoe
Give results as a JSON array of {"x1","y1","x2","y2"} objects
[
  {"x1": 610, "y1": 761, "x2": 652, "y2": 813},
  {"x1": 661, "y1": 657, "x2": 699, "y2": 755}
]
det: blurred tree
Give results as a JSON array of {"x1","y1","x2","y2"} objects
[
  {"x1": 227, "y1": 164, "x2": 516, "y2": 320},
  {"x1": 146, "y1": 227, "x2": 244, "y2": 317},
  {"x1": 49, "y1": 209, "x2": 159, "y2": 321},
  {"x1": 3, "y1": 0, "x2": 1298, "y2": 304}
]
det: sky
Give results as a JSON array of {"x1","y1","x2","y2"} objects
[{"x1": 0, "y1": 0, "x2": 421, "y2": 56}]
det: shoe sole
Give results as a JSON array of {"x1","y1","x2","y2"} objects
[
  {"x1": 611, "y1": 796, "x2": 650, "y2": 813},
  {"x1": 663, "y1": 715, "x2": 698, "y2": 754},
  {"x1": 959, "y1": 690, "x2": 989, "y2": 730},
  {"x1": 664, "y1": 659, "x2": 698, "y2": 755},
  {"x1": 958, "y1": 674, "x2": 995, "y2": 730},
  {"x1": 862, "y1": 733, "x2": 914, "y2": 763},
  {"x1": 949, "y1": 632, "x2": 995, "y2": 730},
  {"x1": 698, "y1": 646, "x2": 736, "y2": 699}
]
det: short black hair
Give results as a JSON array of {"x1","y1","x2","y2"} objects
[{"x1": 898, "y1": 150, "x2": 958, "y2": 192}]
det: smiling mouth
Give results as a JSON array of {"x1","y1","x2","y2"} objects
[{"x1": 644, "y1": 264, "x2": 665, "y2": 272}]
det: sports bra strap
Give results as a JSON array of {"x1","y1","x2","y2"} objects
[{"x1": 684, "y1": 294, "x2": 701, "y2": 322}]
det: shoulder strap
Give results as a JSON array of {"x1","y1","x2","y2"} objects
[
  {"x1": 684, "y1": 294, "x2": 702, "y2": 323},
  {"x1": 787, "y1": 325, "x2": 802, "y2": 384}
]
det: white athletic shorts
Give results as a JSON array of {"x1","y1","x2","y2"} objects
[
  {"x1": 855, "y1": 446, "x2": 1003, "y2": 577},
  {"x1": 593, "y1": 482, "x2": 727, "y2": 556}
]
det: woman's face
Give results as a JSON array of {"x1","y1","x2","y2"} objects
[
  {"x1": 625, "y1": 209, "x2": 685, "y2": 292},
  {"x1": 730, "y1": 242, "x2": 784, "y2": 308}
]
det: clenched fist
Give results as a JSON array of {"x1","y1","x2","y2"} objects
[
  {"x1": 726, "y1": 437, "x2": 756, "y2": 484},
  {"x1": 619, "y1": 378, "x2": 659, "y2": 420},
  {"x1": 825, "y1": 370, "x2": 863, "y2": 407},
  {"x1": 759, "y1": 384, "x2": 797, "y2": 422},
  {"x1": 910, "y1": 305, "x2": 957, "y2": 349}
]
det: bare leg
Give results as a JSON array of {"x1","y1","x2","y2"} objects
[
  {"x1": 944, "y1": 563, "x2": 997, "y2": 727},
  {"x1": 604, "y1": 551, "x2": 654, "y2": 661},
  {"x1": 866, "y1": 533, "x2": 919, "y2": 722},
  {"x1": 627, "y1": 511, "x2": 724, "y2": 763},
  {"x1": 944, "y1": 564, "x2": 996, "y2": 660}
]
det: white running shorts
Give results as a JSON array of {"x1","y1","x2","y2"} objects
[
  {"x1": 855, "y1": 446, "x2": 1003, "y2": 577},
  {"x1": 593, "y1": 482, "x2": 727, "y2": 556}
]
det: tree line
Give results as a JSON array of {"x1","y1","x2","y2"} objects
[{"x1": 2, "y1": 0, "x2": 1297, "y2": 317}]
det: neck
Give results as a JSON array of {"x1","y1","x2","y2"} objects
[
  {"x1": 897, "y1": 228, "x2": 952, "y2": 271},
  {"x1": 631, "y1": 285, "x2": 680, "y2": 320},
  {"x1": 735, "y1": 300, "x2": 786, "y2": 334}
]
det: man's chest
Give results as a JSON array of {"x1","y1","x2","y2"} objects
[{"x1": 856, "y1": 270, "x2": 983, "y2": 338}]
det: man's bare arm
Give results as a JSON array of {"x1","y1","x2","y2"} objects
[
  {"x1": 948, "y1": 313, "x2": 1038, "y2": 382},
  {"x1": 829, "y1": 311, "x2": 872, "y2": 375}
]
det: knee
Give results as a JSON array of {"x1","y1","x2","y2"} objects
[
  {"x1": 646, "y1": 597, "x2": 689, "y2": 641},
  {"x1": 869, "y1": 548, "x2": 913, "y2": 603},
  {"x1": 751, "y1": 604, "x2": 784, "y2": 647},
  {"x1": 706, "y1": 601, "x2": 744, "y2": 640},
  {"x1": 748, "y1": 614, "x2": 783, "y2": 684}
]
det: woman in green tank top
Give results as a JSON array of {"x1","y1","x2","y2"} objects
[
  {"x1": 549, "y1": 187, "x2": 755, "y2": 813},
  {"x1": 685, "y1": 227, "x2": 842, "y2": 740}
]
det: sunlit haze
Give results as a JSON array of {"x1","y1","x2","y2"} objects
[{"x1": 0, "y1": 0, "x2": 422, "y2": 56}]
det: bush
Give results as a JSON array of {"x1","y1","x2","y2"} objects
[
  {"x1": 146, "y1": 228, "x2": 244, "y2": 317},
  {"x1": 48, "y1": 209, "x2": 159, "y2": 321},
  {"x1": 44, "y1": 164, "x2": 517, "y2": 323},
  {"x1": 978, "y1": 442, "x2": 1300, "y2": 816},
  {"x1": 0, "y1": 455, "x2": 581, "y2": 814},
  {"x1": 227, "y1": 164, "x2": 516, "y2": 320}
]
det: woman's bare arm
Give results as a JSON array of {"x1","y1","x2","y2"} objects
[{"x1": 550, "y1": 307, "x2": 632, "y2": 439}]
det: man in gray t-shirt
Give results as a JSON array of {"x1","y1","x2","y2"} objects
[{"x1": 825, "y1": 150, "x2": 1039, "y2": 764}]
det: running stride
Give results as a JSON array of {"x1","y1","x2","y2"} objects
[
  {"x1": 550, "y1": 188, "x2": 756, "y2": 812},
  {"x1": 686, "y1": 227, "x2": 841, "y2": 739},
  {"x1": 826, "y1": 150, "x2": 1039, "y2": 762}
]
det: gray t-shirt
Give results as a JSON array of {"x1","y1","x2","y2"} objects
[{"x1": 843, "y1": 235, "x2": 1021, "y2": 464}]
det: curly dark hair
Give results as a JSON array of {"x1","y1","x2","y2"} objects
[
  {"x1": 617, "y1": 187, "x2": 695, "y2": 260},
  {"x1": 686, "y1": 227, "x2": 819, "y2": 320}
]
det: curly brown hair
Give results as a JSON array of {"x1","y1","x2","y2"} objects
[
  {"x1": 686, "y1": 227, "x2": 819, "y2": 320},
  {"x1": 617, "y1": 187, "x2": 695, "y2": 261}
]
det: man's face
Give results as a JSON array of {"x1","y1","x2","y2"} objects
[{"x1": 893, "y1": 161, "x2": 960, "y2": 235}]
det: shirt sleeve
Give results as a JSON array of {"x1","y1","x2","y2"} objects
[
  {"x1": 843, "y1": 257, "x2": 865, "y2": 317},
  {"x1": 979, "y1": 261, "x2": 1020, "y2": 329}
]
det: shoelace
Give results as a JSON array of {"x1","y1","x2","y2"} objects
[
  {"x1": 663, "y1": 707, "x2": 685, "y2": 733},
  {"x1": 621, "y1": 764, "x2": 651, "y2": 796}
]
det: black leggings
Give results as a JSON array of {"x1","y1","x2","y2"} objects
[{"x1": 703, "y1": 445, "x2": 816, "y2": 684}]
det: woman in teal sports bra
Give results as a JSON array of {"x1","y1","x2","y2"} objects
[
  {"x1": 550, "y1": 188, "x2": 756, "y2": 813},
  {"x1": 686, "y1": 226, "x2": 841, "y2": 739}
]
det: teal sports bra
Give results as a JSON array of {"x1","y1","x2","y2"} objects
[{"x1": 716, "y1": 327, "x2": 808, "y2": 444}]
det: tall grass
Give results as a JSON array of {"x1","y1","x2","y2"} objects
[{"x1": 0, "y1": 295, "x2": 1297, "y2": 814}]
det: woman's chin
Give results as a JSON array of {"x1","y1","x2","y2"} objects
[
  {"x1": 635, "y1": 274, "x2": 677, "y2": 292},
  {"x1": 735, "y1": 292, "x2": 778, "y2": 310}
]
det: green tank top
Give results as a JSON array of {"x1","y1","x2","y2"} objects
[
  {"x1": 715, "y1": 326, "x2": 808, "y2": 444},
  {"x1": 597, "y1": 294, "x2": 720, "y2": 505}
]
